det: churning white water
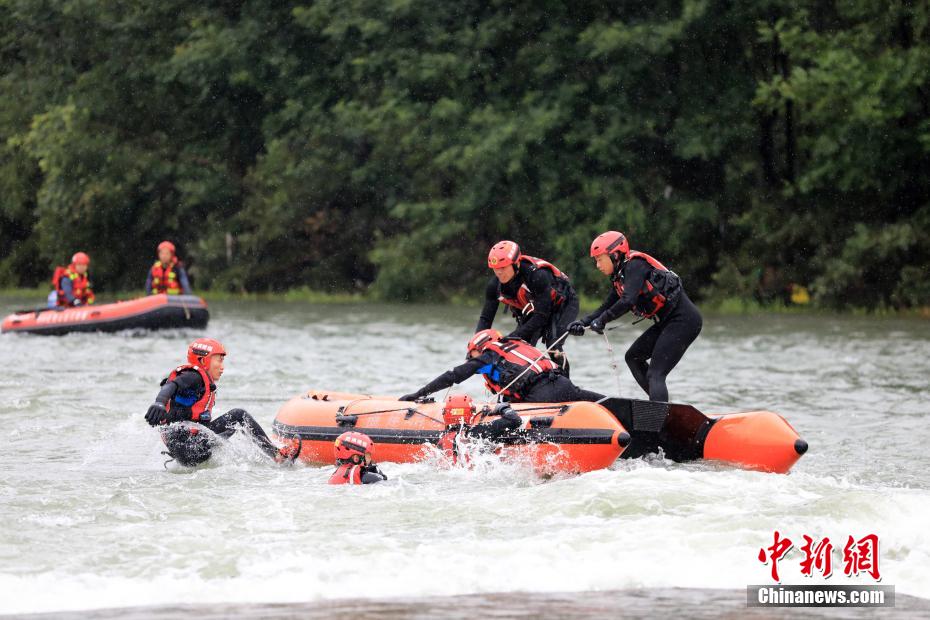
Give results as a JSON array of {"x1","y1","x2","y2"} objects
[{"x1": 1, "y1": 298, "x2": 928, "y2": 615}]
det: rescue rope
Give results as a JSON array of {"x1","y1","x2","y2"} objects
[{"x1": 602, "y1": 329, "x2": 624, "y2": 396}]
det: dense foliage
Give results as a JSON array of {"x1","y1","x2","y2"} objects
[{"x1": 1, "y1": 0, "x2": 927, "y2": 308}]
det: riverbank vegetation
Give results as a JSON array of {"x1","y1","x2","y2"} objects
[{"x1": 1, "y1": 1, "x2": 927, "y2": 311}]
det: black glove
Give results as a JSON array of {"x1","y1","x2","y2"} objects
[
  {"x1": 145, "y1": 402, "x2": 167, "y2": 426},
  {"x1": 589, "y1": 316, "x2": 606, "y2": 334},
  {"x1": 399, "y1": 392, "x2": 422, "y2": 402},
  {"x1": 567, "y1": 320, "x2": 587, "y2": 337}
]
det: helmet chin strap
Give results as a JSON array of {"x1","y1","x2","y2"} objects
[{"x1": 611, "y1": 253, "x2": 625, "y2": 275}]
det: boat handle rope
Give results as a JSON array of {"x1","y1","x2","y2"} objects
[{"x1": 335, "y1": 405, "x2": 444, "y2": 425}]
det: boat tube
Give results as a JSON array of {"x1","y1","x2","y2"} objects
[
  {"x1": 599, "y1": 398, "x2": 807, "y2": 473},
  {"x1": 273, "y1": 390, "x2": 631, "y2": 475},
  {"x1": 1, "y1": 294, "x2": 209, "y2": 335},
  {"x1": 273, "y1": 391, "x2": 807, "y2": 474}
]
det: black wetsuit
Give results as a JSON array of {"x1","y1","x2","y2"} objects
[
  {"x1": 152, "y1": 369, "x2": 280, "y2": 462},
  {"x1": 583, "y1": 258, "x2": 702, "y2": 402},
  {"x1": 476, "y1": 262, "x2": 579, "y2": 370},
  {"x1": 402, "y1": 351, "x2": 604, "y2": 403}
]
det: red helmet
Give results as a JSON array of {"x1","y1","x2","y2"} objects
[
  {"x1": 467, "y1": 329, "x2": 502, "y2": 356},
  {"x1": 187, "y1": 338, "x2": 227, "y2": 368},
  {"x1": 334, "y1": 431, "x2": 373, "y2": 463},
  {"x1": 443, "y1": 394, "x2": 477, "y2": 426},
  {"x1": 589, "y1": 231, "x2": 629, "y2": 258},
  {"x1": 71, "y1": 252, "x2": 90, "y2": 266},
  {"x1": 487, "y1": 241, "x2": 521, "y2": 269},
  {"x1": 158, "y1": 240, "x2": 176, "y2": 255}
]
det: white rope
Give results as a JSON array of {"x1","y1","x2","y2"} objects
[{"x1": 602, "y1": 329, "x2": 623, "y2": 396}]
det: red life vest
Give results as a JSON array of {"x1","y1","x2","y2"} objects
[
  {"x1": 150, "y1": 259, "x2": 182, "y2": 295},
  {"x1": 479, "y1": 339, "x2": 558, "y2": 401},
  {"x1": 612, "y1": 251, "x2": 682, "y2": 319},
  {"x1": 498, "y1": 256, "x2": 571, "y2": 315},
  {"x1": 329, "y1": 463, "x2": 364, "y2": 484},
  {"x1": 52, "y1": 265, "x2": 95, "y2": 306},
  {"x1": 164, "y1": 364, "x2": 215, "y2": 422}
]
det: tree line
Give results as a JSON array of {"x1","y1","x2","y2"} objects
[{"x1": 1, "y1": 0, "x2": 927, "y2": 309}]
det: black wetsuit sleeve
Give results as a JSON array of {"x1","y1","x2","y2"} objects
[
  {"x1": 582, "y1": 289, "x2": 620, "y2": 324},
  {"x1": 361, "y1": 465, "x2": 387, "y2": 483},
  {"x1": 600, "y1": 260, "x2": 650, "y2": 323},
  {"x1": 476, "y1": 278, "x2": 500, "y2": 331},
  {"x1": 507, "y1": 269, "x2": 555, "y2": 341},
  {"x1": 415, "y1": 358, "x2": 485, "y2": 397},
  {"x1": 155, "y1": 381, "x2": 177, "y2": 405},
  {"x1": 469, "y1": 408, "x2": 522, "y2": 440},
  {"x1": 155, "y1": 370, "x2": 204, "y2": 405}
]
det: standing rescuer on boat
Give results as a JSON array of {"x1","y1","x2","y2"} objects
[
  {"x1": 438, "y1": 394, "x2": 523, "y2": 464},
  {"x1": 568, "y1": 231, "x2": 702, "y2": 402},
  {"x1": 146, "y1": 240, "x2": 192, "y2": 295},
  {"x1": 51, "y1": 252, "x2": 95, "y2": 307},
  {"x1": 477, "y1": 241, "x2": 578, "y2": 375},
  {"x1": 329, "y1": 432, "x2": 387, "y2": 485},
  {"x1": 144, "y1": 338, "x2": 301, "y2": 466},
  {"x1": 399, "y1": 329, "x2": 604, "y2": 403}
]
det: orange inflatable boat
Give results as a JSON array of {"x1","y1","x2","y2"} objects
[
  {"x1": 1, "y1": 294, "x2": 209, "y2": 335},
  {"x1": 273, "y1": 391, "x2": 807, "y2": 474},
  {"x1": 273, "y1": 390, "x2": 631, "y2": 475}
]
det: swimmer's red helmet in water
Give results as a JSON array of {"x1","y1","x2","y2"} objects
[{"x1": 334, "y1": 431, "x2": 374, "y2": 464}]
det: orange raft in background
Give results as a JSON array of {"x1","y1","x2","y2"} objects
[
  {"x1": 1, "y1": 294, "x2": 209, "y2": 335},
  {"x1": 273, "y1": 391, "x2": 808, "y2": 475}
]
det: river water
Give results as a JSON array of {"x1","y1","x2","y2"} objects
[{"x1": 1, "y1": 297, "x2": 928, "y2": 617}]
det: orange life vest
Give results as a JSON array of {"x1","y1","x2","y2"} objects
[
  {"x1": 498, "y1": 256, "x2": 571, "y2": 315},
  {"x1": 479, "y1": 339, "x2": 558, "y2": 400},
  {"x1": 150, "y1": 259, "x2": 182, "y2": 295},
  {"x1": 52, "y1": 265, "x2": 95, "y2": 306},
  {"x1": 164, "y1": 364, "x2": 215, "y2": 422},
  {"x1": 612, "y1": 251, "x2": 682, "y2": 319},
  {"x1": 329, "y1": 463, "x2": 364, "y2": 484}
]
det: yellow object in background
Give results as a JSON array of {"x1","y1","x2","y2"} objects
[{"x1": 789, "y1": 285, "x2": 811, "y2": 305}]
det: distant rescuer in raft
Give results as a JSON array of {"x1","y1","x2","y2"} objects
[
  {"x1": 145, "y1": 240, "x2": 192, "y2": 295},
  {"x1": 567, "y1": 231, "x2": 702, "y2": 402},
  {"x1": 400, "y1": 329, "x2": 604, "y2": 404},
  {"x1": 51, "y1": 252, "x2": 95, "y2": 307},
  {"x1": 329, "y1": 431, "x2": 387, "y2": 485},
  {"x1": 477, "y1": 241, "x2": 579, "y2": 375},
  {"x1": 144, "y1": 338, "x2": 301, "y2": 467}
]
